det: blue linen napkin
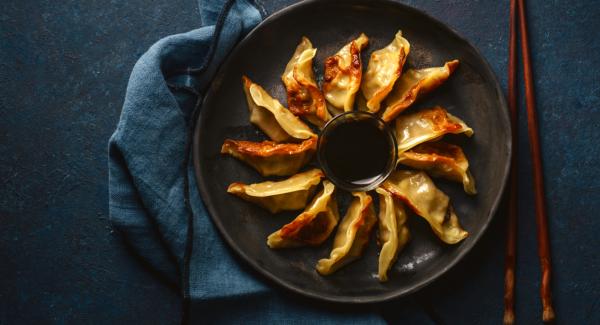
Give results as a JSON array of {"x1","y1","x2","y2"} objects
[{"x1": 108, "y1": 0, "x2": 385, "y2": 323}]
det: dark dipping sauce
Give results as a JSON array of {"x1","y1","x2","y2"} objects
[{"x1": 319, "y1": 113, "x2": 396, "y2": 190}]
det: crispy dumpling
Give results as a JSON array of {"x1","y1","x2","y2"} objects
[
  {"x1": 398, "y1": 141, "x2": 477, "y2": 195},
  {"x1": 227, "y1": 169, "x2": 323, "y2": 214},
  {"x1": 316, "y1": 191, "x2": 376, "y2": 275},
  {"x1": 323, "y1": 33, "x2": 369, "y2": 114},
  {"x1": 361, "y1": 31, "x2": 410, "y2": 113},
  {"x1": 282, "y1": 37, "x2": 330, "y2": 128},
  {"x1": 267, "y1": 180, "x2": 339, "y2": 248},
  {"x1": 382, "y1": 60, "x2": 460, "y2": 122},
  {"x1": 242, "y1": 76, "x2": 316, "y2": 142},
  {"x1": 375, "y1": 187, "x2": 410, "y2": 282},
  {"x1": 221, "y1": 137, "x2": 317, "y2": 177},
  {"x1": 381, "y1": 170, "x2": 468, "y2": 244},
  {"x1": 395, "y1": 106, "x2": 473, "y2": 153}
]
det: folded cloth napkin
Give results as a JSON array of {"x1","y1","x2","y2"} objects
[{"x1": 108, "y1": 0, "x2": 385, "y2": 323}]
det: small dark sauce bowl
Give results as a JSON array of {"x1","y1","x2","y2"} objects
[{"x1": 317, "y1": 111, "x2": 397, "y2": 192}]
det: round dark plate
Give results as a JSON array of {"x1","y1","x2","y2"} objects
[{"x1": 193, "y1": 0, "x2": 510, "y2": 303}]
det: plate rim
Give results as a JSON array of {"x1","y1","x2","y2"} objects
[{"x1": 192, "y1": 0, "x2": 511, "y2": 304}]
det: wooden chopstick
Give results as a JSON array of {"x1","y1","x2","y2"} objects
[
  {"x1": 516, "y1": 0, "x2": 556, "y2": 321},
  {"x1": 502, "y1": 0, "x2": 518, "y2": 323}
]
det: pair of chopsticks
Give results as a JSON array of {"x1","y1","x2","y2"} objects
[{"x1": 503, "y1": 0, "x2": 555, "y2": 324}]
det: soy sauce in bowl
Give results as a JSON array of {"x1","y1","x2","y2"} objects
[{"x1": 318, "y1": 112, "x2": 397, "y2": 191}]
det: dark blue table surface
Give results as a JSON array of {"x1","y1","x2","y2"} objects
[{"x1": 1, "y1": 0, "x2": 599, "y2": 323}]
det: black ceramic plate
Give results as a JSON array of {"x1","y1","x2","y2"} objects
[{"x1": 193, "y1": 0, "x2": 510, "y2": 303}]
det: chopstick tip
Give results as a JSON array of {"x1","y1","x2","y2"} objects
[
  {"x1": 503, "y1": 310, "x2": 515, "y2": 325},
  {"x1": 543, "y1": 306, "x2": 556, "y2": 323}
]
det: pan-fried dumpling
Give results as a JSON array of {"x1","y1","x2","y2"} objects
[
  {"x1": 381, "y1": 170, "x2": 468, "y2": 244},
  {"x1": 398, "y1": 141, "x2": 477, "y2": 195},
  {"x1": 267, "y1": 180, "x2": 339, "y2": 248},
  {"x1": 221, "y1": 137, "x2": 317, "y2": 177},
  {"x1": 323, "y1": 33, "x2": 369, "y2": 114},
  {"x1": 242, "y1": 76, "x2": 316, "y2": 142},
  {"x1": 316, "y1": 191, "x2": 376, "y2": 275},
  {"x1": 282, "y1": 37, "x2": 330, "y2": 128},
  {"x1": 375, "y1": 187, "x2": 410, "y2": 282},
  {"x1": 382, "y1": 60, "x2": 459, "y2": 122},
  {"x1": 227, "y1": 169, "x2": 323, "y2": 214},
  {"x1": 361, "y1": 31, "x2": 410, "y2": 113},
  {"x1": 395, "y1": 106, "x2": 473, "y2": 153}
]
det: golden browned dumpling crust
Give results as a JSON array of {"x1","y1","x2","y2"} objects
[
  {"x1": 282, "y1": 37, "x2": 330, "y2": 128},
  {"x1": 267, "y1": 180, "x2": 339, "y2": 248},
  {"x1": 398, "y1": 141, "x2": 477, "y2": 194},
  {"x1": 227, "y1": 168, "x2": 323, "y2": 213},
  {"x1": 382, "y1": 59, "x2": 459, "y2": 122},
  {"x1": 381, "y1": 170, "x2": 468, "y2": 244},
  {"x1": 221, "y1": 137, "x2": 317, "y2": 176},
  {"x1": 323, "y1": 34, "x2": 369, "y2": 114}
]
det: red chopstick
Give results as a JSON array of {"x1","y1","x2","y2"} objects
[
  {"x1": 503, "y1": 0, "x2": 518, "y2": 323},
  {"x1": 504, "y1": 0, "x2": 556, "y2": 323},
  {"x1": 516, "y1": 0, "x2": 556, "y2": 321}
]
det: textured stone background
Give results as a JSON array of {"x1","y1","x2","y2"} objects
[{"x1": 1, "y1": 0, "x2": 598, "y2": 323}]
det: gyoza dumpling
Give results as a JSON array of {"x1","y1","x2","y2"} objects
[
  {"x1": 382, "y1": 60, "x2": 459, "y2": 122},
  {"x1": 361, "y1": 30, "x2": 410, "y2": 113},
  {"x1": 267, "y1": 180, "x2": 339, "y2": 248},
  {"x1": 227, "y1": 169, "x2": 323, "y2": 214},
  {"x1": 316, "y1": 191, "x2": 376, "y2": 275},
  {"x1": 395, "y1": 106, "x2": 473, "y2": 153},
  {"x1": 282, "y1": 37, "x2": 330, "y2": 128},
  {"x1": 221, "y1": 137, "x2": 317, "y2": 176},
  {"x1": 375, "y1": 187, "x2": 410, "y2": 282},
  {"x1": 398, "y1": 141, "x2": 477, "y2": 195},
  {"x1": 381, "y1": 170, "x2": 468, "y2": 244},
  {"x1": 242, "y1": 76, "x2": 316, "y2": 142},
  {"x1": 323, "y1": 33, "x2": 369, "y2": 114}
]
